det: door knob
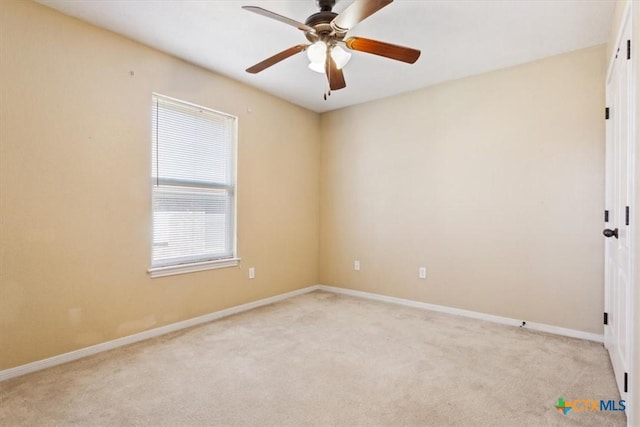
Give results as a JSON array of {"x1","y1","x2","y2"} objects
[{"x1": 603, "y1": 228, "x2": 619, "y2": 239}]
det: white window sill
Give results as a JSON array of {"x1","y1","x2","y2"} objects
[{"x1": 148, "y1": 258, "x2": 240, "y2": 278}]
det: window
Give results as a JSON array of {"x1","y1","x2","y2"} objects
[{"x1": 149, "y1": 94, "x2": 238, "y2": 277}]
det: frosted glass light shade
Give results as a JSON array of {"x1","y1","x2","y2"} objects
[
  {"x1": 331, "y1": 46, "x2": 352, "y2": 69},
  {"x1": 307, "y1": 41, "x2": 327, "y2": 64},
  {"x1": 306, "y1": 42, "x2": 351, "y2": 74},
  {"x1": 308, "y1": 62, "x2": 325, "y2": 73}
]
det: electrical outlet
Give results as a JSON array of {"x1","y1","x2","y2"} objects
[
  {"x1": 248, "y1": 267, "x2": 255, "y2": 279},
  {"x1": 354, "y1": 260, "x2": 360, "y2": 271},
  {"x1": 419, "y1": 267, "x2": 426, "y2": 279}
]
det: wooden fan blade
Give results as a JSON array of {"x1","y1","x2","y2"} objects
[
  {"x1": 331, "y1": 0, "x2": 393, "y2": 32},
  {"x1": 246, "y1": 45, "x2": 307, "y2": 74},
  {"x1": 326, "y1": 55, "x2": 346, "y2": 91},
  {"x1": 345, "y1": 37, "x2": 421, "y2": 63},
  {"x1": 242, "y1": 6, "x2": 315, "y2": 32}
]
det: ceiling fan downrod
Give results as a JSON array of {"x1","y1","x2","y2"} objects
[{"x1": 316, "y1": 0, "x2": 336, "y2": 12}]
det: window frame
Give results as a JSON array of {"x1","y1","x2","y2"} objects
[{"x1": 147, "y1": 93, "x2": 239, "y2": 278}]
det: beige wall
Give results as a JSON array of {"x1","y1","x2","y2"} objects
[
  {"x1": 320, "y1": 45, "x2": 606, "y2": 334},
  {"x1": 0, "y1": 0, "x2": 320, "y2": 370},
  {"x1": 0, "y1": 0, "x2": 611, "y2": 378}
]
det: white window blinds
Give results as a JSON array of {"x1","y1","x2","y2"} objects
[{"x1": 151, "y1": 94, "x2": 236, "y2": 269}]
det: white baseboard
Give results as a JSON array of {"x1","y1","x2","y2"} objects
[
  {"x1": 1, "y1": 283, "x2": 603, "y2": 382},
  {"x1": 0, "y1": 285, "x2": 320, "y2": 382},
  {"x1": 317, "y1": 285, "x2": 604, "y2": 343}
]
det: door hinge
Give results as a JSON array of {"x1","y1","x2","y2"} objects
[
  {"x1": 605, "y1": 107, "x2": 610, "y2": 120},
  {"x1": 626, "y1": 206, "x2": 630, "y2": 226},
  {"x1": 624, "y1": 372, "x2": 628, "y2": 393},
  {"x1": 604, "y1": 210, "x2": 609, "y2": 222},
  {"x1": 627, "y1": 40, "x2": 631, "y2": 60},
  {"x1": 604, "y1": 312, "x2": 608, "y2": 325}
]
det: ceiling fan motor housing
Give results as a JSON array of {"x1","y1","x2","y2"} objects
[{"x1": 305, "y1": 11, "x2": 340, "y2": 43}]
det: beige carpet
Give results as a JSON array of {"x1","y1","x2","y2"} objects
[{"x1": 0, "y1": 291, "x2": 626, "y2": 426}]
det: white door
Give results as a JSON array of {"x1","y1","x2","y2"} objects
[{"x1": 604, "y1": 10, "x2": 633, "y2": 401}]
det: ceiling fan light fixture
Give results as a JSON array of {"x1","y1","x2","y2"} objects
[
  {"x1": 306, "y1": 41, "x2": 327, "y2": 64},
  {"x1": 308, "y1": 61, "x2": 325, "y2": 73},
  {"x1": 330, "y1": 45, "x2": 351, "y2": 69}
]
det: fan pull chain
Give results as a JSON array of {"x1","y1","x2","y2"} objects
[{"x1": 323, "y1": 89, "x2": 332, "y2": 101}]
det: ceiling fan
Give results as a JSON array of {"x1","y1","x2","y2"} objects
[{"x1": 242, "y1": 0, "x2": 421, "y2": 95}]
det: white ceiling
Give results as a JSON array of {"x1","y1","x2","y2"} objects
[{"x1": 37, "y1": 0, "x2": 614, "y2": 113}]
